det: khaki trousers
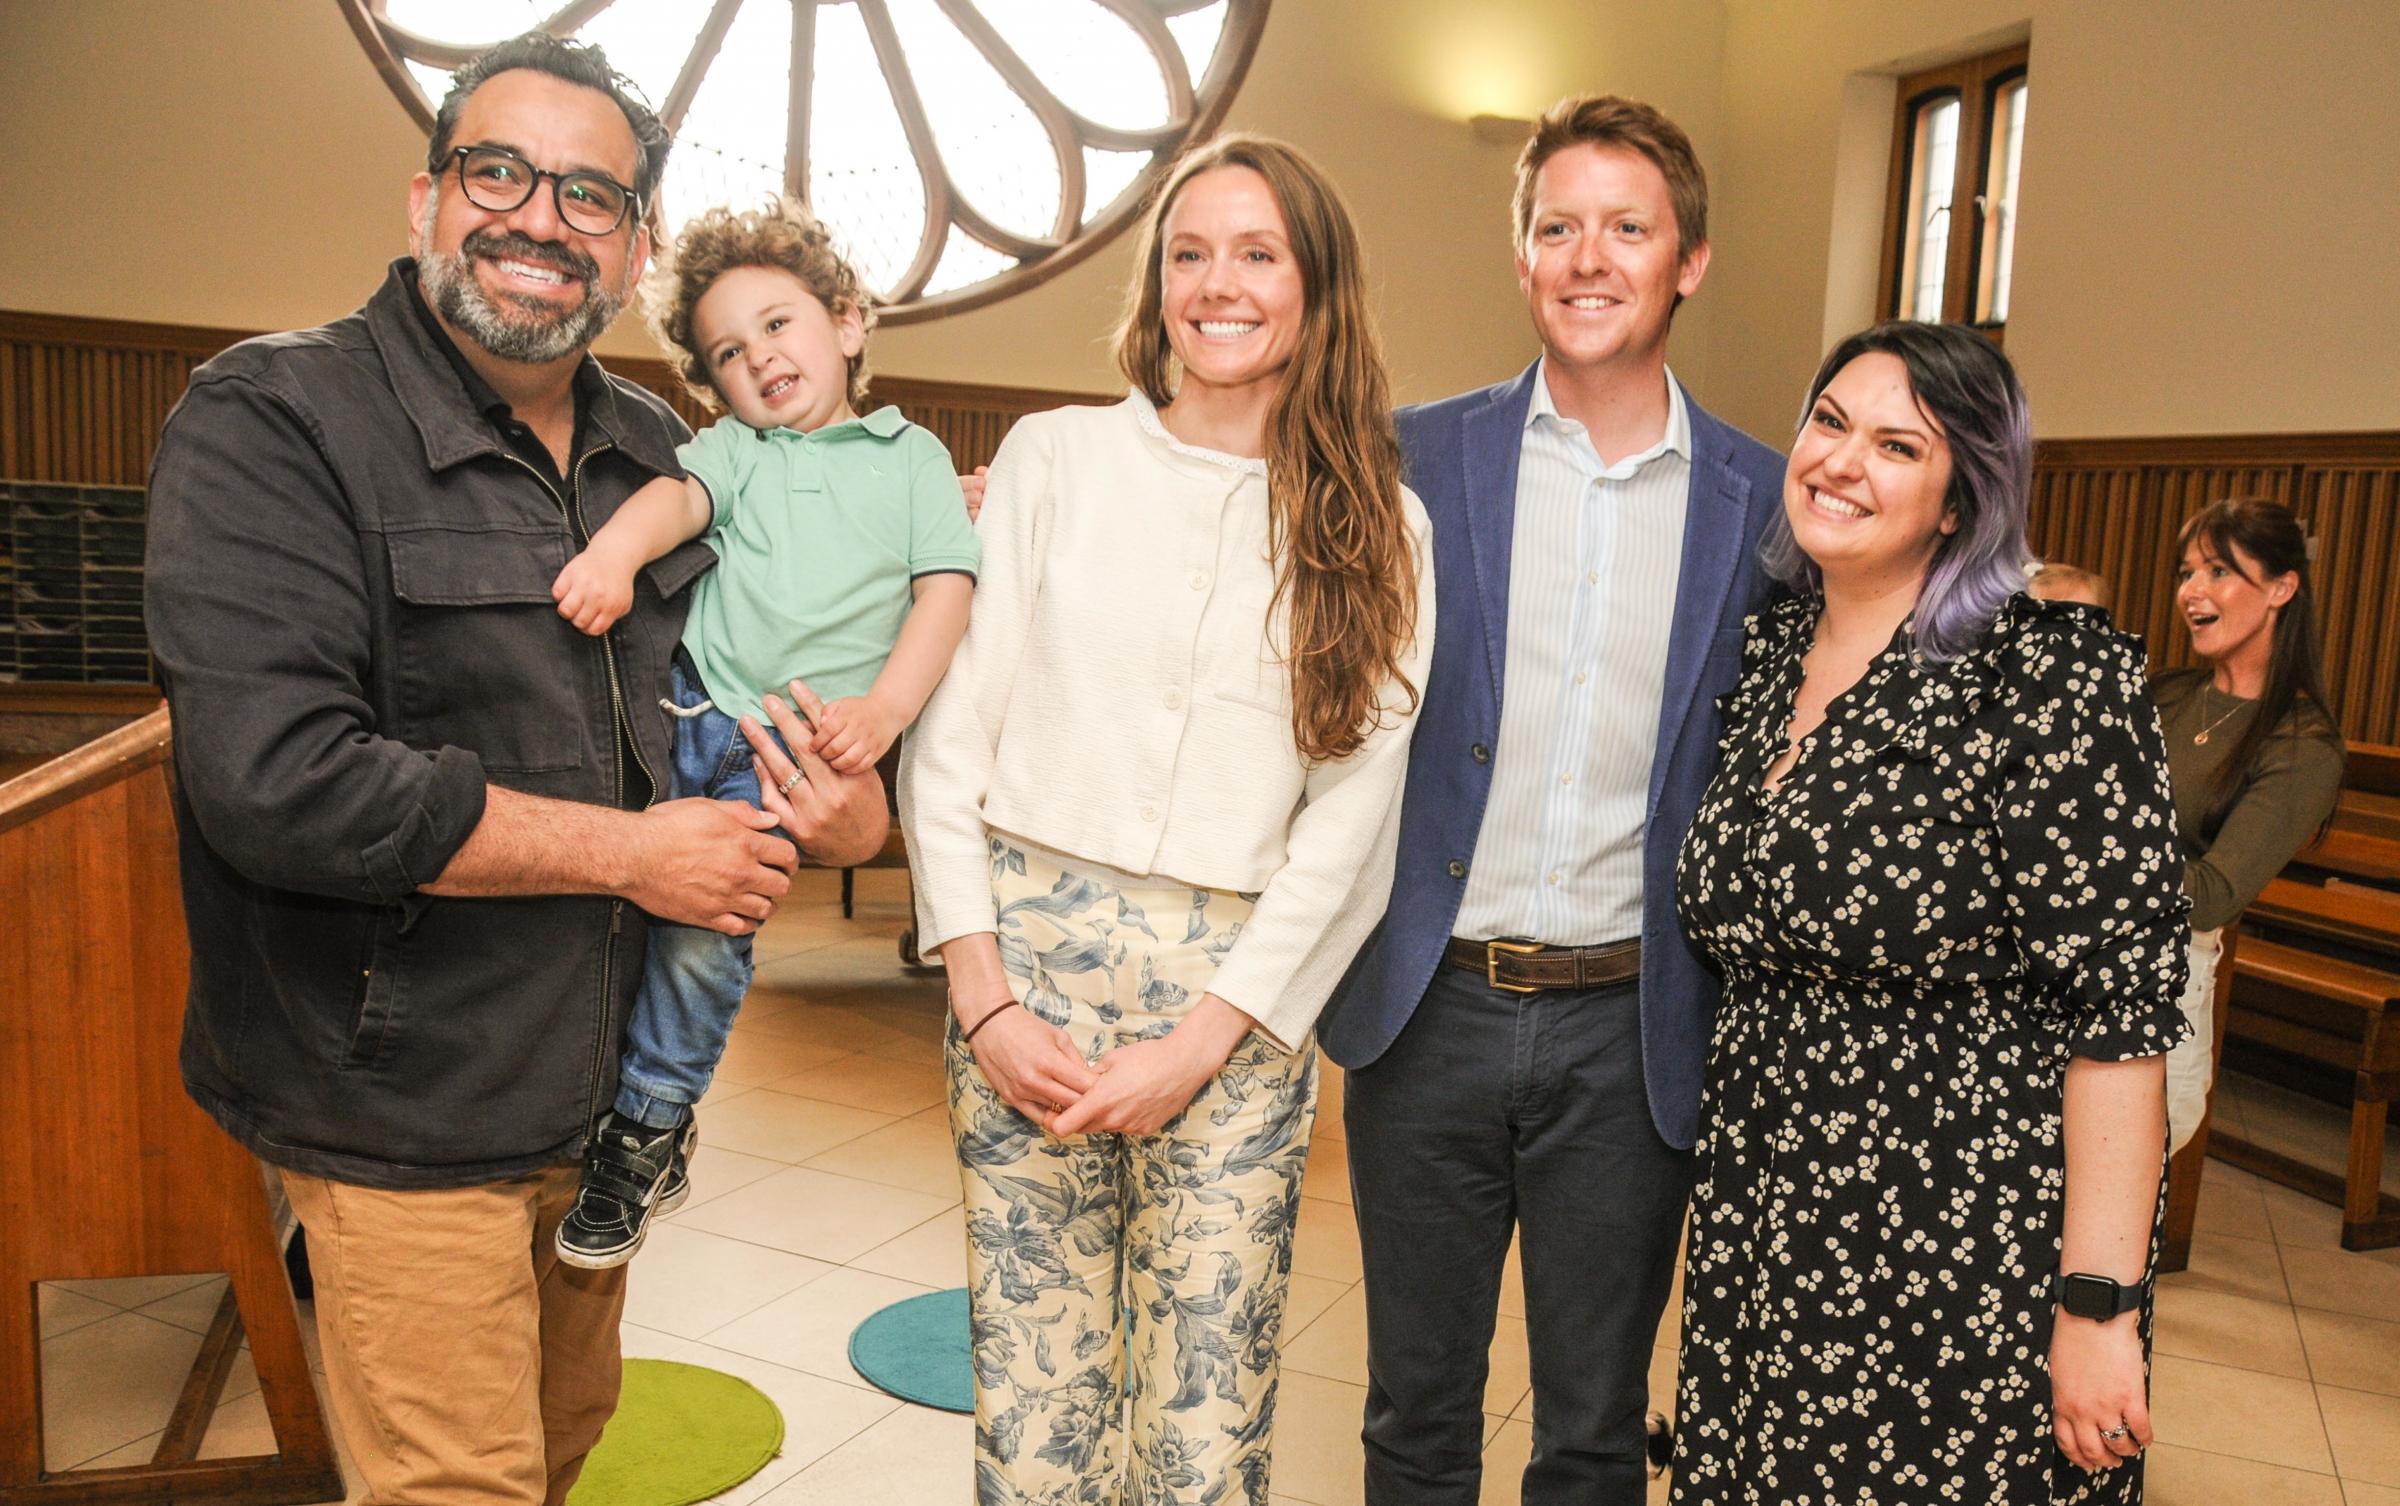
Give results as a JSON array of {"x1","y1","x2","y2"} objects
[{"x1": 280, "y1": 1165, "x2": 626, "y2": 1506}]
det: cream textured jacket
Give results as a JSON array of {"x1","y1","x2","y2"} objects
[{"x1": 899, "y1": 393, "x2": 1436, "y2": 1049}]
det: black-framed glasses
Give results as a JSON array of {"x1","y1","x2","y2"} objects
[{"x1": 446, "y1": 145, "x2": 640, "y2": 235}]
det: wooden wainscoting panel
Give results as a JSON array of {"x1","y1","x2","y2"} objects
[
  {"x1": 2301, "y1": 466, "x2": 2400, "y2": 744},
  {"x1": 2027, "y1": 435, "x2": 2400, "y2": 744},
  {"x1": 0, "y1": 314, "x2": 227, "y2": 488},
  {"x1": 6, "y1": 307, "x2": 2395, "y2": 740},
  {"x1": 2028, "y1": 464, "x2": 2158, "y2": 630}
]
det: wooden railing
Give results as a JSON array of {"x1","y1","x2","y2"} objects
[{"x1": 0, "y1": 710, "x2": 340, "y2": 1504}]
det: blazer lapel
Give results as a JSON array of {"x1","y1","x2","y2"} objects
[
  {"x1": 1461, "y1": 361, "x2": 1542, "y2": 717},
  {"x1": 1648, "y1": 392, "x2": 1759, "y2": 815}
]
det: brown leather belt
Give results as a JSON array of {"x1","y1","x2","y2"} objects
[{"x1": 1445, "y1": 936, "x2": 1643, "y2": 994}]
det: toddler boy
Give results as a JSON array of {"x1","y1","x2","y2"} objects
[{"x1": 549, "y1": 200, "x2": 977, "y2": 1266}]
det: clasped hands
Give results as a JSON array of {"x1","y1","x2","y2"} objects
[{"x1": 964, "y1": 992, "x2": 1254, "y2": 1137}]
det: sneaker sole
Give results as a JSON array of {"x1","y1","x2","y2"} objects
[{"x1": 554, "y1": 1228, "x2": 644, "y2": 1270}]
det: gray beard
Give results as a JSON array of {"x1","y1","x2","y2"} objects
[{"x1": 416, "y1": 223, "x2": 628, "y2": 365}]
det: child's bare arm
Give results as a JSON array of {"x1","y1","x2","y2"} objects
[
  {"x1": 816, "y1": 573, "x2": 975, "y2": 772},
  {"x1": 552, "y1": 474, "x2": 714, "y2": 634}
]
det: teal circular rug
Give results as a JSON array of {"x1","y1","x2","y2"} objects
[
  {"x1": 568, "y1": 1358, "x2": 783, "y2": 1506},
  {"x1": 848, "y1": 1287, "x2": 973, "y2": 1413}
]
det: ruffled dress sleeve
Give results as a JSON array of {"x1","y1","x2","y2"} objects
[{"x1": 1990, "y1": 601, "x2": 2194, "y2": 1059}]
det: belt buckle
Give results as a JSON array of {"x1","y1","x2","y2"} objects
[{"x1": 1485, "y1": 938, "x2": 1543, "y2": 994}]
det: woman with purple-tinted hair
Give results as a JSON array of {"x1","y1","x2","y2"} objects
[{"x1": 1669, "y1": 323, "x2": 2191, "y2": 1504}]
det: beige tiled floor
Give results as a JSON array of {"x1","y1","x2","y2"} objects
[{"x1": 32, "y1": 868, "x2": 2400, "y2": 1502}]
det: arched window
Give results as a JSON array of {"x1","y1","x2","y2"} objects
[{"x1": 340, "y1": 0, "x2": 1270, "y2": 323}]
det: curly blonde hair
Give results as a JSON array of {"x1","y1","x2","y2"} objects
[{"x1": 646, "y1": 198, "x2": 876, "y2": 412}]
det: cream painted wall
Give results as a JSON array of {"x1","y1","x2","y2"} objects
[
  {"x1": 6, "y1": 2, "x2": 2391, "y2": 436},
  {"x1": 0, "y1": 0, "x2": 1727, "y2": 405},
  {"x1": 1708, "y1": 0, "x2": 2400, "y2": 440}
]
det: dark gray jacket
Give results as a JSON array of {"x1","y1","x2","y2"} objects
[{"x1": 145, "y1": 260, "x2": 713, "y2": 1189}]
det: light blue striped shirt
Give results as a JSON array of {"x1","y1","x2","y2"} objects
[{"x1": 1453, "y1": 364, "x2": 1691, "y2": 946}]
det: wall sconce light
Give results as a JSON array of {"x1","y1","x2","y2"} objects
[{"x1": 1469, "y1": 113, "x2": 1533, "y2": 145}]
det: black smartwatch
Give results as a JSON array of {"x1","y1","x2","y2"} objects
[{"x1": 2054, "y1": 1271, "x2": 2144, "y2": 1320}]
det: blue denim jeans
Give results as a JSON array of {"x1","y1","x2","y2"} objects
[{"x1": 615, "y1": 651, "x2": 793, "y2": 1128}]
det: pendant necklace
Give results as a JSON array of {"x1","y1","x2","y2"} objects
[{"x1": 2193, "y1": 684, "x2": 2245, "y2": 746}]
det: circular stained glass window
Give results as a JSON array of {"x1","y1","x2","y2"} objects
[{"x1": 340, "y1": 0, "x2": 1270, "y2": 323}]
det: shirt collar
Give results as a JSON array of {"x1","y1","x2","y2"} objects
[
  {"x1": 1124, "y1": 388, "x2": 1268, "y2": 477},
  {"x1": 404, "y1": 262, "x2": 512, "y2": 423},
  {"x1": 1525, "y1": 361, "x2": 1691, "y2": 476},
  {"x1": 739, "y1": 403, "x2": 911, "y2": 443},
  {"x1": 388, "y1": 261, "x2": 624, "y2": 455}
]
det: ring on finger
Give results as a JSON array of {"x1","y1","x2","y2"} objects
[
  {"x1": 2098, "y1": 1424, "x2": 2130, "y2": 1442},
  {"x1": 777, "y1": 769, "x2": 805, "y2": 795}
]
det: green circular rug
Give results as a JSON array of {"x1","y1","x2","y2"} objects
[
  {"x1": 568, "y1": 1358, "x2": 784, "y2": 1506},
  {"x1": 848, "y1": 1287, "x2": 973, "y2": 1413}
]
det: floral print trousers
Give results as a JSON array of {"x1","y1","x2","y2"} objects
[{"x1": 948, "y1": 838, "x2": 1318, "y2": 1506}]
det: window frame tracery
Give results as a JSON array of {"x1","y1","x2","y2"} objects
[{"x1": 337, "y1": 0, "x2": 1271, "y2": 323}]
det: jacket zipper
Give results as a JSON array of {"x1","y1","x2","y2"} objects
[{"x1": 494, "y1": 442, "x2": 659, "y2": 1149}]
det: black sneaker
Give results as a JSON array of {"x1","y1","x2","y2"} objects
[{"x1": 555, "y1": 1111, "x2": 698, "y2": 1269}]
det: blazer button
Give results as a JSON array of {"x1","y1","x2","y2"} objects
[
  {"x1": 1471, "y1": 743, "x2": 1490, "y2": 764},
  {"x1": 1447, "y1": 859, "x2": 1467, "y2": 879}
]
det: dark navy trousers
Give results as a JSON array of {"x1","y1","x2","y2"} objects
[{"x1": 1345, "y1": 965, "x2": 1691, "y2": 1505}]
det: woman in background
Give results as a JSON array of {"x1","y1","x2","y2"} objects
[
  {"x1": 1673, "y1": 321, "x2": 2189, "y2": 1502},
  {"x1": 2152, "y1": 498, "x2": 2345, "y2": 1152}
]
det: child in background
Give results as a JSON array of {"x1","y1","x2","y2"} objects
[
  {"x1": 549, "y1": 199, "x2": 978, "y2": 1267},
  {"x1": 2026, "y1": 559, "x2": 2113, "y2": 614}
]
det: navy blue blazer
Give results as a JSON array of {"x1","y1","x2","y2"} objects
[{"x1": 1319, "y1": 361, "x2": 1784, "y2": 1150}]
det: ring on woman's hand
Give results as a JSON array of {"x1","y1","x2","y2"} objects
[
  {"x1": 777, "y1": 769, "x2": 805, "y2": 795},
  {"x1": 2098, "y1": 1424, "x2": 2130, "y2": 1441}
]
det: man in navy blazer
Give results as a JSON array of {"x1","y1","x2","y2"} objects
[{"x1": 1319, "y1": 96, "x2": 1784, "y2": 1504}]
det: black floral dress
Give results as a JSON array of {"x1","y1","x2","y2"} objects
[{"x1": 1671, "y1": 593, "x2": 2191, "y2": 1505}]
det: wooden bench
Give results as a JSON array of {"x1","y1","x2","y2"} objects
[
  {"x1": 2248, "y1": 874, "x2": 2400, "y2": 958},
  {"x1": 2336, "y1": 742, "x2": 2400, "y2": 843},
  {"x1": 2292, "y1": 827, "x2": 2400, "y2": 889},
  {"x1": 2216, "y1": 930, "x2": 2400, "y2": 1249}
]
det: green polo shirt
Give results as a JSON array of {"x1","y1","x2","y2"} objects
[{"x1": 678, "y1": 405, "x2": 978, "y2": 724}]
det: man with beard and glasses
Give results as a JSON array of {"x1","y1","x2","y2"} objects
[{"x1": 142, "y1": 32, "x2": 886, "y2": 1505}]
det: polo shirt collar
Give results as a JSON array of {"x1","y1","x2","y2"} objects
[{"x1": 741, "y1": 403, "x2": 911, "y2": 442}]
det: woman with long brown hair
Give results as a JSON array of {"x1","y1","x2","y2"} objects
[
  {"x1": 899, "y1": 136, "x2": 1432, "y2": 1500},
  {"x1": 2154, "y1": 498, "x2": 2346, "y2": 1151}
]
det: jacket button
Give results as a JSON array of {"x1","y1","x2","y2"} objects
[
  {"x1": 1447, "y1": 859, "x2": 1467, "y2": 879},
  {"x1": 1471, "y1": 743, "x2": 1490, "y2": 764}
]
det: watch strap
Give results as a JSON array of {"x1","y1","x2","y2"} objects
[{"x1": 2054, "y1": 1271, "x2": 2144, "y2": 1318}]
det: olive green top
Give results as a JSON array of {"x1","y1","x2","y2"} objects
[{"x1": 2152, "y1": 667, "x2": 2346, "y2": 931}]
